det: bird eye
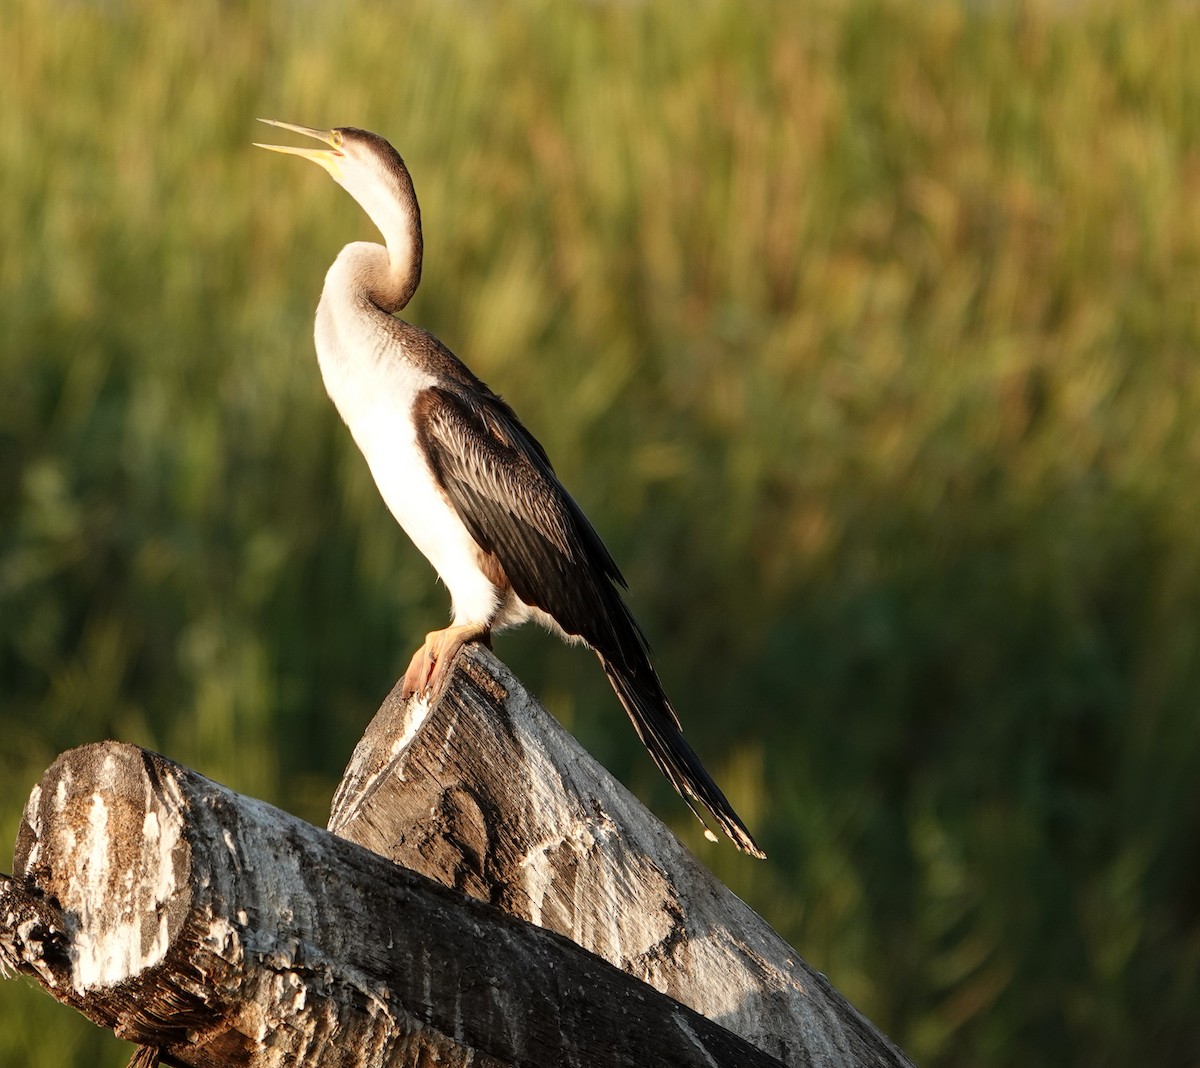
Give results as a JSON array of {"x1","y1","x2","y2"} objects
[{"x1": 331, "y1": 130, "x2": 344, "y2": 149}]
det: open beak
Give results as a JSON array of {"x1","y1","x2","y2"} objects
[{"x1": 254, "y1": 119, "x2": 343, "y2": 177}]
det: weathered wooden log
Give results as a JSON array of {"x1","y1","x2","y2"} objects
[
  {"x1": 1, "y1": 742, "x2": 785, "y2": 1068},
  {"x1": 330, "y1": 645, "x2": 911, "y2": 1068}
]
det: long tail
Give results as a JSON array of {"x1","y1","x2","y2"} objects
[{"x1": 599, "y1": 653, "x2": 765, "y2": 859}]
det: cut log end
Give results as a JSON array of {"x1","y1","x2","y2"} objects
[
  {"x1": 0, "y1": 647, "x2": 912, "y2": 1068},
  {"x1": 15, "y1": 745, "x2": 192, "y2": 996}
]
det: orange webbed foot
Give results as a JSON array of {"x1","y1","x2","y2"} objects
[{"x1": 400, "y1": 624, "x2": 491, "y2": 700}]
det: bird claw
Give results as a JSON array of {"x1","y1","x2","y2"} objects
[
  {"x1": 400, "y1": 625, "x2": 488, "y2": 701},
  {"x1": 400, "y1": 643, "x2": 437, "y2": 699}
]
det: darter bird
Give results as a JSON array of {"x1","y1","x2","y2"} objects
[{"x1": 256, "y1": 121, "x2": 763, "y2": 858}]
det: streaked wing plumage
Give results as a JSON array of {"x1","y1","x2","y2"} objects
[
  {"x1": 414, "y1": 385, "x2": 647, "y2": 666},
  {"x1": 414, "y1": 384, "x2": 765, "y2": 858}
]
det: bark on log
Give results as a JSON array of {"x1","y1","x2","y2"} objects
[
  {"x1": 0, "y1": 646, "x2": 912, "y2": 1067},
  {"x1": 0, "y1": 742, "x2": 784, "y2": 1068},
  {"x1": 330, "y1": 645, "x2": 911, "y2": 1068}
]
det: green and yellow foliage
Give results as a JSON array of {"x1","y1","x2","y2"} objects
[{"x1": 2, "y1": 1, "x2": 1198, "y2": 1064}]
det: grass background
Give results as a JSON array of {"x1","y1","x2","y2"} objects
[{"x1": 3, "y1": 0, "x2": 1199, "y2": 1064}]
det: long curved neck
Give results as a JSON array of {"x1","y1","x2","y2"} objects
[{"x1": 347, "y1": 163, "x2": 423, "y2": 313}]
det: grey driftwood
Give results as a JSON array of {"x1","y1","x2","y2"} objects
[{"x1": 0, "y1": 645, "x2": 912, "y2": 1067}]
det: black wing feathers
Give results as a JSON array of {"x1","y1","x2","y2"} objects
[
  {"x1": 416, "y1": 386, "x2": 640, "y2": 660},
  {"x1": 415, "y1": 385, "x2": 763, "y2": 858}
]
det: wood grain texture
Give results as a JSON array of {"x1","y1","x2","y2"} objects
[
  {"x1": 2, "y1": 742, "x2": 785, "y2": 1068},
  {"x1": 330, "y1": 645, "x2": 913, "y2": 1068}
]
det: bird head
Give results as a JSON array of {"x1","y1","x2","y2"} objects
[{"x1": 255, "y1": 120, "x2": 419, "y2": 250}]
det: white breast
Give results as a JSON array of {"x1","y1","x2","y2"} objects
[{"x1": 314, "y1": 247, "x2": 503, "y2": 628}]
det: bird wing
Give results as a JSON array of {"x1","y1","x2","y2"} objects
[
  {"x1": 414, "y1": 384, "x2": 764, "y2": 858},
  {"x1": 413, "y1": 385, "x2": 646, "y2": 664}
]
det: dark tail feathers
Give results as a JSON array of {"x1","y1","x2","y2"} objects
[{"x1": 599, "y1": 654, "x2": 765, "y2": 859}]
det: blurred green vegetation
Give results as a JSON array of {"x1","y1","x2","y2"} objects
[{"x1": 2, "y1": 0, "x2": 1199, "y2": 1064}]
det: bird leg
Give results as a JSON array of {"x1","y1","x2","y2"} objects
[{"x1": 401, "y1": 624, "x2": 492, "y2": 699}]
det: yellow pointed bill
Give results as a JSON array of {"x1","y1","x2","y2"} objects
[{"x1": 254, "y1": 119, "x2": 343, "y2": 176}]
